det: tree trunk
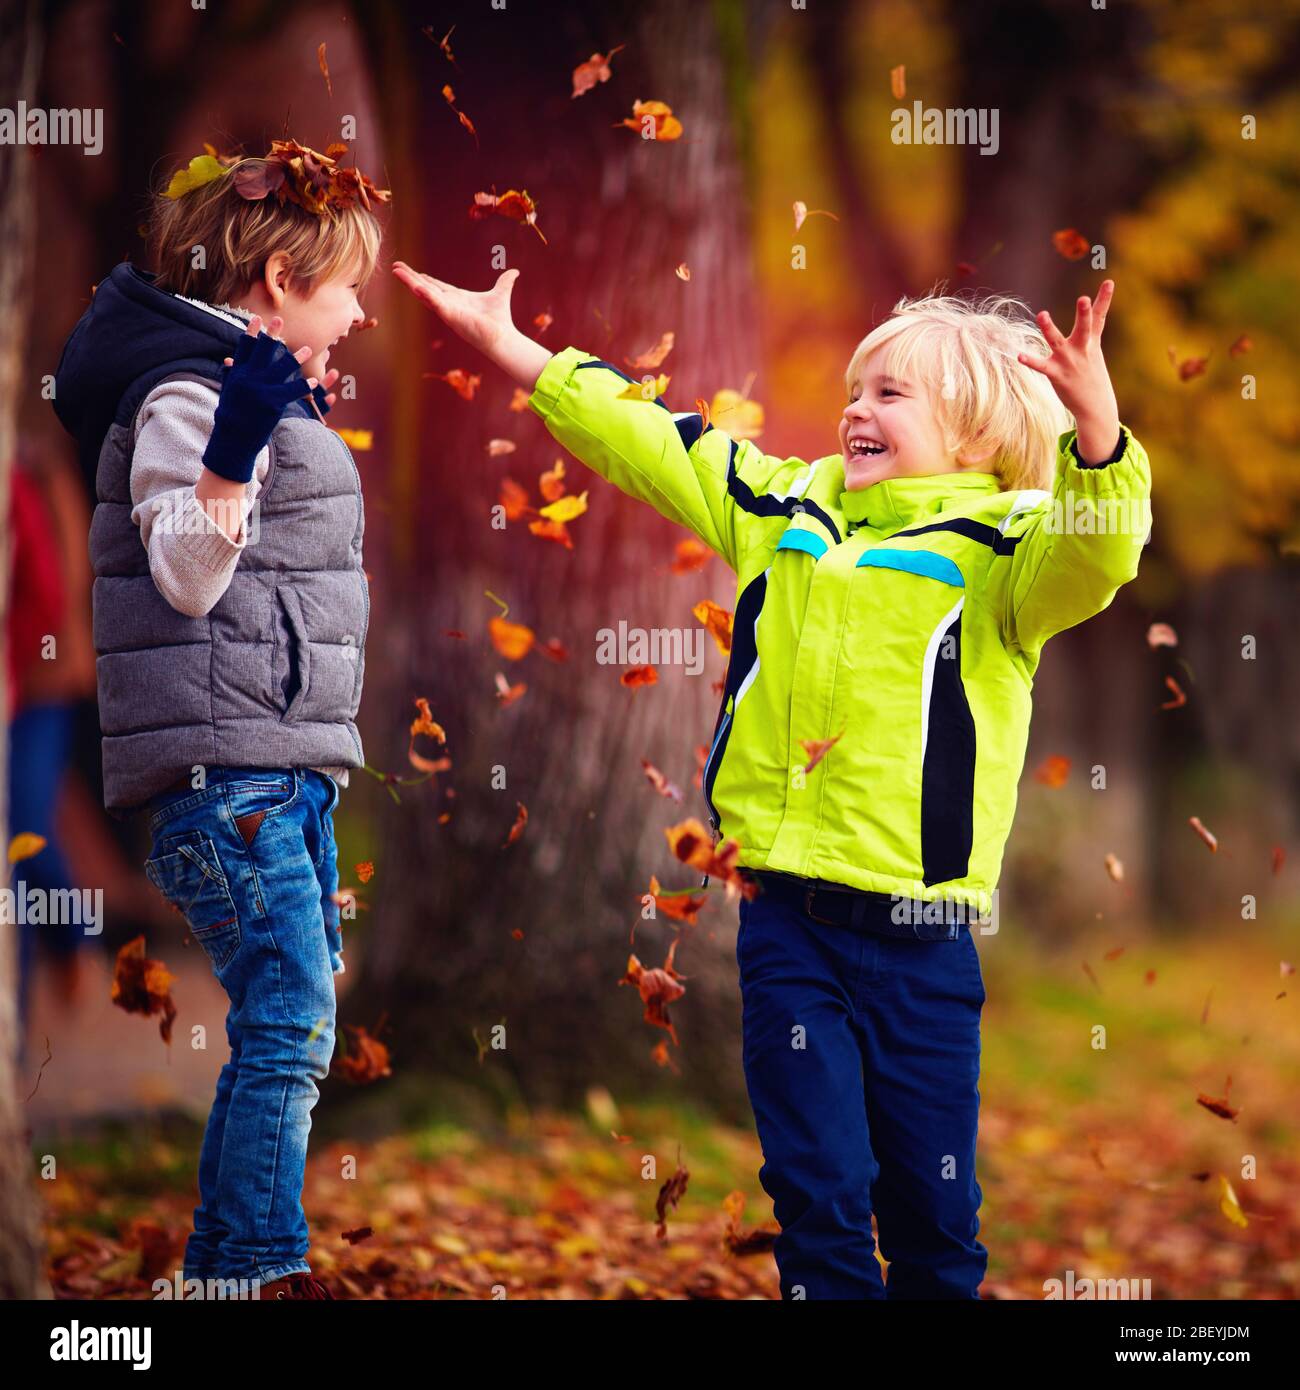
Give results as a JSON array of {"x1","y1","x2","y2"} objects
[{"x1": 0, "y1": 0, "x2": 51, "y2": 1301}]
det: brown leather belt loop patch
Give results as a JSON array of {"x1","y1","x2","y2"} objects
[{"x1": 235, "y1": 810, "x2": 267, "y2": 847}]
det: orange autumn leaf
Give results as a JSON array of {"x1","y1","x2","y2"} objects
[
  {"x1": 533, "y1": 310, "x2": 553, "y2": 334},
  {"x1": 1161, "y1": 675, "x2": 1188, "y2": 710},
  {"x1": 621, "y1": 664, "x2": 658, "y2": 689},
  {"x1": 664, "y1": 819, "x2": 755, "y2": 896},
  {"x1": 539, "y1": 637, "x2": 569, "y2": 662},
  {"x1": 528, "y1": 518, "x2": 574, "y2": 549},
  {"x1": 317, "y1": 42, "x2": 332, "y2": 98},
  {"x1": 1146, "y1": 621, "x2": 1178, "y2": 648},
  {"x1": 502, "y1": 801, "x2": 528, "y2": 847},
  {"x1": 692, "y1": 599, "x2": 732, "y2": 655},
  {"x1": 801, "y1": 727, "x2": 845, "y2": 773},
  {"x1": 508, "y1": 387, "x2": 530, "y2": 412},
  {"x1": 355, "y1": 861, "x2": 375, "y2": 884},
  {"x1": 1228, "y1": 334, "x2": 1253, "y2": 357},
  {"x1": 650, "y1": 1038, "x2": 679, "y2": 1072},
  {"x1": 654, "y1": 1152, "x2": 690, "y2": 1239},
  {"x1": 334, "y1": 427, "x2": 372, "y2": 451},
  {"x1": 671, "y1": 538, "x2": 711, "y2": 574},
  {"x1": 1189, "y1": 816, "x2": 1218, "y2": 852},
  {"x1": 692, "y1": 743, "x2": 708, "y2": 790},
  {"x1": 889, "y1": 64, "x2": 906, "y2": 100},
  {"x1": 571, "y1": 43, "x2": 625, "y2": 99},
  {"x1": 625, "y1": 332, "x2": 675, "y2": 370},
  {"x1": 1271, "y1": 845, "x2": 1285, "y2": 876},
  {"x1": 538, "y1": 490, "x2": 588, "y2": 523},
  {"x1": 1196, "y1": 1078, "x2": 1239, "y2": 1122},
  {"x1": 8, "y1": 831, "x2": 47, "y2": 863},
  {"x1": 424, "y1": 368, "x2": 482, "y2": 400},
  {"x1": 619, "y1": 939, "x2": 687, "y2": 1044},
  {"x1": 469, "y1": 188, "x2": 547, "y2": 244},
  {"x1": 1168, "y1": 346, "x2": 1210, "y2": 381},
  {"x1": 792, "y1": 200, "x2": 840, "y2": 232},
  {"x1": 1034, "y1": 754, "x2": 1071, "y2": 788},
  {"x1": 409, "y1": 697, "x2": 451, "y2": 775},
  {"x1": 441, "y1": 84, "x2": 478, "y2": 147},
  {"x1": 499, "y1": 477, "x2": 535, "y2": 521},
  {"x1": 647, "y1": 874, "x2": 706, "y2": 925},
  {"x1": 641, "y1": 759, "x2": 684, "y2": 803},
  {"x1": 694, "y1": 396, "x2": 710, "y2": 429},
  {"x1": 1052, "y1": 228, "x2": 1090, "y2": 260},
  {"x1": 489, "y1": 616, "x2": 536, "y2": 660},
  {"x1": 331, "y1": 1022, "x2": 392, "y2": 1086},
  {"x1": 616, "y1": 99, "x2": 683, "y2": 141},
  {"x1": 539, "y1": 458, "x2": 566, "y2": 501},
  {"x1": 494, "y1": 672, "x2": 527, "y2": 707},
  {"x1": 111, "y1": 937, "x2": 177, "y2": 1045},
  {"x1": 709, "y1": 387, "x2": 763, "y2": 439},
  {"x1": 420, "y1": 24, "x2": 457, "y2": 66}
]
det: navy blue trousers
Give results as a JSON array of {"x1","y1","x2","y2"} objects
[{"x1": 737, "y1": 885, "x2": 988, "y2": 1299}]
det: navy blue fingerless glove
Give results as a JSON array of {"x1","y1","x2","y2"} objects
[{"x1": 202, "y1": 330, "x2": 312, "y2": 483}]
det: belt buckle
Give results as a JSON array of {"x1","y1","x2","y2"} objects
[{"x1": 804, "y1": 884, "x2": 841, "y2": 926}]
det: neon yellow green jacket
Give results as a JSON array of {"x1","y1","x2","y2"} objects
[{"x1": 528, "y1": 346, "x2": 1152, "y2": 912}]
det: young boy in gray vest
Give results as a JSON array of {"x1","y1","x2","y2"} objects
[{"x1": 53, "y1": 141, "x2": 388, "y2": 1300}]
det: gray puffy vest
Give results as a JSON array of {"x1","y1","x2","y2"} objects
[{"x1": 57, "y1": 264, "x2": 367, "y2": 809}]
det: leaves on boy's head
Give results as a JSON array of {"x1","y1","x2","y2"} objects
[
  {"x1": 1052, "y1": 228, "x2": 1090, "y2": 260},
  {"x1": 572, "y1": 44, "x2": 625, "y2": 99},
  {"x1": 423, "y1": 368, "x2": 482, "y2": 399},
  {"x1": 111, "y1": 937, "x2": 177, "y2": 1045},
  {"x1": 624, "y1": 332, "x2": 675, "y2": 370},
  {"x1": 692, "y1": 599, "x2": 732, "y2": 655},
  {"x1": 468, "y1": 189, "x2": 547, "y2": 244},
  {"x1": 163, "y1": 154, "x2": 230, "y2": 200}
]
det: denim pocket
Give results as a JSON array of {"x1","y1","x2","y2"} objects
[
  {"x1": 226, "y1": 773, "x2": 298, "y2": 849},
  {"x1": 145, "y1": 832, "x2": 242, "y2": 973}
]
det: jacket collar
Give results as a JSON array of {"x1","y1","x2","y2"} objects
[{"x1": 840, "y1": 470, "x2": 1003, "y2": 532}]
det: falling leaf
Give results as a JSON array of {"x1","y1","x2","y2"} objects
[
  {"x1": 1146, "y1": 622, "x2": 1178, "y2": 648},
  {"x1": 538, "y1": 491, "x2": 589, "y2": 523},
  {"x1": 646, "y1": 874, "x2": 706, "y2": 925},
  {"x1": 709, "y1": 387, "x2": 764, "y2": 439},
  {"x1": 1102, "y1": 946, "x2": 1125, "y2": 961},
  {"x1": 334, "y1": 428, "x2": 372, "y2": 451},
  {"x1": 355, "y1": 861, "x2": 375, "y2": 884},
  {"x1": 494, "y1": 673, "x2": 527, "y2": 707},
  {"x1": 317, "y1": 43, "x2": 332, "y2": 98},
  {"x1": 671, "y1": 538, "x2": 711, "y2": 574},
  {"x1": 1271, "y1": 845, "x2": 1285, "y2": 876},
  {"x1": 616, "y1": 374, "x2": 671, "y2": 401},
  {"x1": 1228, "y1": 334, "x2": 1253, "y2": 357},
  {"x1": 509, "y1": 388, "x2": 531, "y2": 412},
  {"x1": 502, "y1": 801, "x2": 528, "y2": 848},
  {"x1": 1196, "y1": 1079, "x2": 1238, "y2": 1122},
  {"x1": 616, "y1": 99, "x2": 683, "y2": 141},
  {"x1": 571, "y1": 43, "x2": 625, "y2": 98},
  {"x1": 1218, "y1": 1174, "x2": 1248, "y2": 1228},
  {"x1": 539, "y1": 637, "x2": 569, "y2": 662},
  {"x1": 342, "y1": 1227, "x2": 374, "y2": 1245},
  {"x1": 664, "y1": 818, "x2": 756, "y2": 896},
  {"x1": 792, "y1": 201, "x2": 840, "y2": 233},
  {"x1": 621, "y1": 664, "x2": 658, "y2": 689},
  {"x1": 486, "y1": 439, "x2": 516, "y2": 457},
  {"x1": 801, "y1": 727, "x2": 846, "y2": 773},
  {"x1": 692, "y1": 743, "x2": 708, "y2": 790},
  {"x1": 539, "y1": 459, "x2": 566, "y2": 501},
  {"x1": 8, "y1": 832, "x2": 47, "y2": 863},
  {"x1": 499, "y1": 477, "x2": 535, "y2": 521},
  {"x1": 489, "y1": 616, "x2": 536, "y2": 660},
  {"x1": 675, "y1": 263, "x2": 691, "y2": 281},
  {"x1": 442, "y1": 84, "x2": 479, "y2": 148},
  {"x1": 619, "y1": 941, "x2": 687, "y2": 1043},
  {"x1": 1188, "y1": 816, "x2": 1218, "y2": 852},
  {"x1": 1167, "y1": 346, "x2": 1210, "y2": 381},
  {"x1": 654, "y1": 1153, "x2": 690, "y2": 1239},
  {"x1": 469, "y1": 189, "x2": 548, "y2": 244},
  {"x1": 331, "y1": 1022, "x2": 392, "y2": 1085},
  {"x1": 111, "y1": 937, "x2": 177, "y2": 1045},
  {"x1": 1034, "y1": 754, "x2": 1071, "y2": 787},
  {"x1": 1052, "y1": 228, "x2": 1090, "y2": 260},
  {"x1": 889, "y1": 65, "x2": 906, "y2": 100},
  {"x1": 625, "y1": 332, "x2": 675, "y2": 370},
  {"x1": 641, "y1": 760, "x2": 684, "y2": 803},
  {"x1": 692, "y1": 599, "x2": 733, "y2": 655},
  {"x1": 419, "y1": 23, "x2": 456, "y2": 67},
  {"x1": 423, "y1": 368, "x2": 482, "y2": 400},
  {"x1": 1161, "y1": 675, "x2": 1187, "y2": 710},
  {"x1": 650, "y1": 1038, "x2": 679, "y2": 1072},
  {"x1": 409, "y1": 697, "x2": 451, "y2": 775},
  {"x1": 528, "y1": 518, "x2": 574, "y2": 549},
  {"x1": 1104, "y1": 852, "x2": 1125, "y2": 883},
  {"x1": 1081, "y1": 960, "x2": 1101, "y2": 992},
  {"x1": 533, "y1": 310, "x2": 554, "y2": 334}
]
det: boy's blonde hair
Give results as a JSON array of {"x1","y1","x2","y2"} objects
[
  {"x1": 148, "y1": 155, "x2": 383, "y2": 308},
  {"x1": 844, "y1": 290, "x2": 1072, "y2": 492}
]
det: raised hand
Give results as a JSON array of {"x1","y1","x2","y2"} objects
[
  {"x1": 391, "y1": 262, "x2": 520, "y2": 356},
  {"x1": 1018, "y1": 280, "x2": 1121, "y2": 465}
]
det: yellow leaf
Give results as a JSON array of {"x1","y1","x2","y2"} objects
[
  {"x1": 1218, "y1": 1174, "x2": 1248, "y2": 1228},
  {"x1": 538, "y1": 490, "x2": 588, "y2": 523},
  {"x1": 8, "y1": 832, "x2": 46, "y2": 864},
  {"x1": 163, "y1": 155, "x2": 229, "y2": 200},
  {"x1": 616, "y1": 375, "x2": 670, "y2": 401},
  {"x1": 335, "y1": 428, "x2": 373, "y2": 451},
  {"x1": 709, "y1": 388, "x2": 764, "y2": 440}
]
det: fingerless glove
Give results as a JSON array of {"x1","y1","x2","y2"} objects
[{"x1": 201, "y1": 330, "x2": 312, "y2": 483}]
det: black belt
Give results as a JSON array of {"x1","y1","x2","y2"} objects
[{"x1": 744, "y1": 870, "x2": 972, "y2": 941}]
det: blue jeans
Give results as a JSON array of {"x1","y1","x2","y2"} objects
[
  {"x1": 737, "y1": 884, "x2": 988, "y2": 1299},
  {"x1": 143, "y1": 768, "x2": 342, "y2": 1286}
]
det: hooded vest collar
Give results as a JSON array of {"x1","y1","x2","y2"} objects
[{"x1": 840, "y1": 470, "x2": 1004, "y2": 532}]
